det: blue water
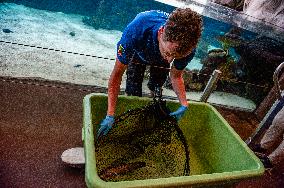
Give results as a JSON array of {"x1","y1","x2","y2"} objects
[
  {"x1": 3, "y1": 0, "x2": 174, "y2": 31},
  {"x1": 1, "y1": 0, "x2": 258, "y2": 70}
]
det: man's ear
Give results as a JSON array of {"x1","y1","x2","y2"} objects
[
  {"x1": 158, "y1": 26, "x2": 165, "y2": 40},
  {"x1": 158, "y1": 26, "x2": 164, "y2": 35}
]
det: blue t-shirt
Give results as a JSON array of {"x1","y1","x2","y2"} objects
[{"x1": 116, "y1": 10, "x2": 195, "y2": 70}]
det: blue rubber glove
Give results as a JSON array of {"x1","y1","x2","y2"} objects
[
  {"x1": 169, "y1": 105, "x2": 188, "y2": 120},
  {"x1": 97, "y1": 115, "x2": 114, "y2": 139}
]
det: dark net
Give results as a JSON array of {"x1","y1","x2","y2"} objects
[{"x1": 95, "y1": 100, "x2": 190, "y2": 182}]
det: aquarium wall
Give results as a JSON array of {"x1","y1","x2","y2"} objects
[{"x1": 0, "y1": 0, "x2": 283, "y2": 111}]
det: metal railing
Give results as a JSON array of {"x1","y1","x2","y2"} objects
[{"x1": 246, "y1": 62, "x2": 284, "y2": 145}]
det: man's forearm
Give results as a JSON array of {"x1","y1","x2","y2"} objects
[
  {"x1": 107, "y1": 59, "x2": 127, "y2": 116},
  {"x1": 170, "y1": 69, "x2": 188, "y2": 107},
  {"x1": 107, "y1": 76, "x2": 122, "y2": 116}
]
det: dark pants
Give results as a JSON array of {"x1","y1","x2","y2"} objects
[{"x1": 125, "y1": 60, "x2": 170, "y2": 96}]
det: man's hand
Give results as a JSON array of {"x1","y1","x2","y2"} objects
[
  {"x1": 169, "y1": 105, "x2": 188, "y2": 120},
  {"x1": 97, "y1": 115, "x2": 115, "y2": 139}
]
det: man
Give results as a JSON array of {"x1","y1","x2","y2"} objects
[{"x1": 98, "y1": 8, "x2": 203, "y2": 138}]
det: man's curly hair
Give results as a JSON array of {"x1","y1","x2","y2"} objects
[{"x1": 164, "y1": 8, "x2": 203, "y2": 56}]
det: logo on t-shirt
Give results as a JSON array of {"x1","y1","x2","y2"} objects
[{"x1": 118, "y1": 44, "x2": 125, "y2": 57}]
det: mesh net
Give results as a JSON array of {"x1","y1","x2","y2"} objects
[{"x1": 95, "y1": 100, "x2": 190, "y2": 182}]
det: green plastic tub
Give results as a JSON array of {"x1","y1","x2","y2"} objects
[{"x1": 83, "y1": 93, "x2": 264, "y2": 188}]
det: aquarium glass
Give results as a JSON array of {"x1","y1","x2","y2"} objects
[{"x1": 0, "y1": 0, "x2": 283, "y2": 110}]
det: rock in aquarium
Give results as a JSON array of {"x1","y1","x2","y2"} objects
[
  {"x1": 69, "y1": 31, "x2": 76, "y2": 36},
  {"x1": 2, "y1": 29, "x2": 13, "y2": 33}
]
